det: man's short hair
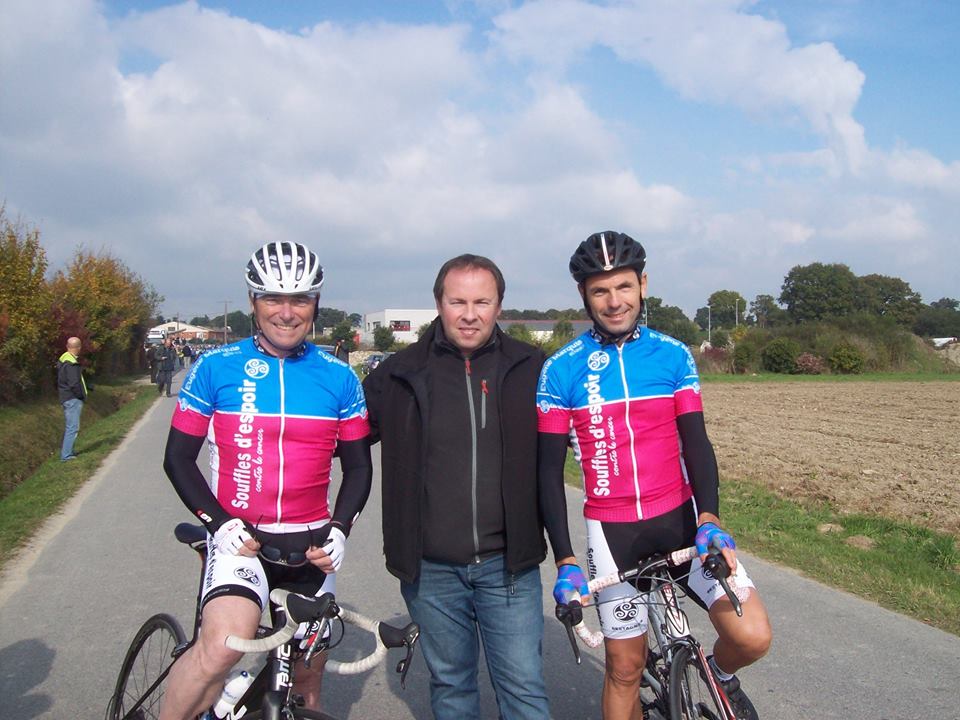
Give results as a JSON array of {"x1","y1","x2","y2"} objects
[{"x1": 433, "y1": 254, "x2": 506, "y2": 304}]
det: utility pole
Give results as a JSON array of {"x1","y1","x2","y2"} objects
[
  {"x1": 735, "y1": 298, "x2": 740, "y2": 328},
  {"x1": 708, "y1": 305, "x2": 712, "y2": 344},
  {"x1": 220, "y1": 300, "x2": 230, "y2": 344}
]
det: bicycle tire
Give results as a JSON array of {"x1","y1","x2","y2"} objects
[
  {"x1": 667, "y1": 645, "x2": 729, "y2": 720},
  {"x1": 243, "y1": 709, "x2": 339, "y2": 719},
  {"x1": 107, "y1": 613, "x2": 186, "y2": 720}
]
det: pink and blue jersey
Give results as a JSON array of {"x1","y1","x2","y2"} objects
[
  {"x1": 172, "y1": 338, "x2": 369, "y2": 532},
  {"x1": 537, "y1": 327, "x2": 703, "y2": 522}
]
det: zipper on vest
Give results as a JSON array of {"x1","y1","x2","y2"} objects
[
  {"x1": 464, "y1": 359, "x2": 481, "y2": 562},
  {"x1": 480, "y1": 379, "x2": 488, "y2": 430}
]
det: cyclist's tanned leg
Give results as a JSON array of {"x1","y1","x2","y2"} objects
[
  {"x1": 602, "y1": 635, "x2": 647, "y2": 720},
  {"x1": 708, "y1": 590, "x2": 772, "y2": 674},
  {"x1": 159, "y1": 595, "x2": 261, "y2": 720}
]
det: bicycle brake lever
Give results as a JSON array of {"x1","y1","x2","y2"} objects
[
  {"x1": 395, "y1": 623, "x2": 420, "y2": 688},
  {"x1": 718, "y1": 575, "x2": 742, "y2": 617},
  {"x1": 555, "y1": 602, "x2": 582, "y2": 664},
  {"x1": 705, "y1": 551, "x2": 743, "y2": 617},
  {"x1": 396, "y1": 645, "x2": 416, "y2": 688}
]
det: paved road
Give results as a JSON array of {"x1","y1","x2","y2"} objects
[{"x1": 1, "y1": 371, "x2": 958, "y2": 719}]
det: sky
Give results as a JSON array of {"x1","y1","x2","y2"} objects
[{"x1": 1, "y1": 0, "x2": 958, "y2": 322}]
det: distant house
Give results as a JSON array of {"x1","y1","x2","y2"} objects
[
  {"x1": 361, "y1": 309, "x2": 437, "y2": 345},
  {"x1": 149, "y1": 322, "x2": 227, "y2": 342}
]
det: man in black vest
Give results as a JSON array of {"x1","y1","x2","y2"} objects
[
  {"x1": 155, "y1": 338, "x2": 177, "y2": 397},
  {"x1": 364, "y1": 255, "x2": 575, "y2": 720}
]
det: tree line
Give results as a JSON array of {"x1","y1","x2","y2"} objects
[{"x1": 0, "y1": 208, "x2": 161, "y2": 404}]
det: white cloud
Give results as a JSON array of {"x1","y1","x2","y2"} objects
[
  {"x1": 822, "y1": 198, "x2": 926, "y2": 244},
  {"x1": 490, "y1": 0, "x2": 868, "y2": 172},
  {"x1": 0, "y1": 0, "x2": 955, "y2": 318},
  {"x1": 877, "y1": 146, "x2": 960, "y2": 194}
]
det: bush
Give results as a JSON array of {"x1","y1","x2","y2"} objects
[
  {"x1": 710, "y1": 329, "x2": 730, "y2": 348},
  {"x1": 698, "y1": 346, "x2": 731, "y2": 373},
  {"x1": 732, "y1": 343, "x2": 759, "y2": 374},
  {"x1": 794, "y1": 352, "x2": 827, "y2": 375},
  {"x1": 761, "y1": 337, "x2": 801, "y2": 373},
  {"x1": 829, "y1": 342, "x2": 865, "y2": 374}
]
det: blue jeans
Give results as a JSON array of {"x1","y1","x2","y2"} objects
[
  {"x1": 401, "y1": 555, "x2": 549, "y2": 720},
  {"x1": 61, "y1": 398, "x2": 83, "y2": 460}
]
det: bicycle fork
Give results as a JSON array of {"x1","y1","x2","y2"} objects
[{"x1": 657, "y1": 583, "x2": 736, "y2": 720}]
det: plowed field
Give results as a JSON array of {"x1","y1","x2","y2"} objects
[{"x1": 702, "y1": 381, "x2": 960, "y2": 538}]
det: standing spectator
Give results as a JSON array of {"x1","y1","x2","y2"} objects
[
  {"x1": 57, "y1": 336, "x2": 88, "y2": 461},
  {"x1": 182, "y1": 341, "x2": 193, "y2": 368},
  {"x1": 156, "y1": 338, "x2": 177, "y2": 397},
  {"x1": 146, "y1": 342, "x2": 159, "y2": 384},
  {"x1": 363, "y1": 254, "x2": 571, "y2": 720},
  {"x1": 176, "y1": 340, "x2": 185, "y2": 368}
]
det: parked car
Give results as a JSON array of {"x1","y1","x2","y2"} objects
[{"x1": 365, "y1": 353, "x2": 384, "y2": 372}]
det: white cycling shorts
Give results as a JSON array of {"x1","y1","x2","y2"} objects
[
  {"x1": 586, "y1": 517, "x2": 755, "y2": 640},
  {"x1": 202, "y1": 534, "x2": 336, "y2": 640}
]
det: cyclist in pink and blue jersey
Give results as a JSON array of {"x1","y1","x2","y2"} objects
[
  {"x1": 158, "y1": 241, "x2": 372, "y2": 720},
  {"x1": 538, "y1": 231, "x2": 772, "y2": 720}
]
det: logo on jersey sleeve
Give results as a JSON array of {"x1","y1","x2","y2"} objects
[
  {"x1": 244, "y1": 358, "x2": 270, "y2": 379},
  {"x1": 587, "y1": 350, "x2": 609, "y2": 371},
  {"x1": 539, "y1": 400, "x2": 551, "y2": 414}
]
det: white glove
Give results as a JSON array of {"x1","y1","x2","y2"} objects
[
  {"x1": 320, "y1": 526, "x2": 347, "y2": 572},
  {"x1": 213, "y1": 518, "x2": 254, "y2": 556}
]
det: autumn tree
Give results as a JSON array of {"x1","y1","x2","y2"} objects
[
  {"x1": 49, "y1": 249, "x2": 159, "y2": 376},
  {"x1": 0, "y1": 209, "x2": 56, "y2": 401}
]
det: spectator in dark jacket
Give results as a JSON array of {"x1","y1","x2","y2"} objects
[
  {"x1": 155, "y1": 338, "x2": 177, "y2": 397},
  {"x1": 57, "y1": 337, "x2": 88, "y2": 461},
  {"x1": 363, "y1": 255, "x2": 576, "y2": 720}
]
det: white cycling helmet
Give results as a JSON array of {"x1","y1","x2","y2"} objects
[{"x1": 245, "y1": 241, "x2": 324, "y2": 296}]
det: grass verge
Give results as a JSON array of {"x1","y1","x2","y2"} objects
[
  {"x1": 0, "y1": 383, "x2": 157, "y2": 573},
  {"x1": 564, "y1": 455, "x2": 960, "y2": 636},
  {"x1": 701, "y1": 371, "x2": 960, "y2": 383}
]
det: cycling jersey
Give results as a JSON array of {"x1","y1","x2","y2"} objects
[
  {"x1": 537, "y1": 327, "x2": 703, "y2": 522},
  {"x1": 172, "y1": 337, "x2": 369, "y2": 533}
]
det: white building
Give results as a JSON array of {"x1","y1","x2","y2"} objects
[
  {"x1": 149, "y1": 321, "x2": 225, "y2": 342},
  {"x1": 361, "y1": 309, "x2": 436, "y2": 345}
]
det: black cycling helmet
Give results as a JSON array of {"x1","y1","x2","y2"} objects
[{"x1": 569, "y1": 231, "x2": 646, "y2": 283}]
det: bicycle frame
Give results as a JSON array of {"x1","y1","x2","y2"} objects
[
  {"x1": 558, "y1": 546, "x2": 743, "y2": 720},
  {"x1": 109, "y1": 524, "x2": 419, "y2": 720}
]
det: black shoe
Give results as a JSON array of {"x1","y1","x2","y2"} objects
[{"x1": 718, "y1": 675, "x2": 758, "y2": 720}]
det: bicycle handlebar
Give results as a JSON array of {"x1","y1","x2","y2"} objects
[
  {"x1": 224, "y1": 589, "x2": 420, "y2": 682},
  {"x1": 558, "y1": 546, "x2": 748, "y2": 653}
]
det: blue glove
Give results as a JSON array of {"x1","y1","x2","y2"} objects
[
  {"x1": 553, "y1": 564, "x2": 589, "y2": 605},
  {"x1": 695, "y1": 522, "x2": 736, "y2": 556}
]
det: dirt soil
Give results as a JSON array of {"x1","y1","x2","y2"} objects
[{"x1": 702, "y1": 381, "x2": 960, "y2": 539}]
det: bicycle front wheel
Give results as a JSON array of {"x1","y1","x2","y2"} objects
[
  {"x1": 667, "y1": 646, "x2": 730, "y2": 720},
  {"x1": 107, "y1": 613, "x2": 186, "y2": 720}
]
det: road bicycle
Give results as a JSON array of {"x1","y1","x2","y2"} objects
[
  {"x1": 556, "y1": 546, "x2": 748, "y2": 720},
  {"x1": 105, "y1": 523, "x2": 420, "y2": 720}
]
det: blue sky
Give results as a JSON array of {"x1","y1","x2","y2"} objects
[{"x1": 1, "y1": 0, "x2": 957, "y2": 322}]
